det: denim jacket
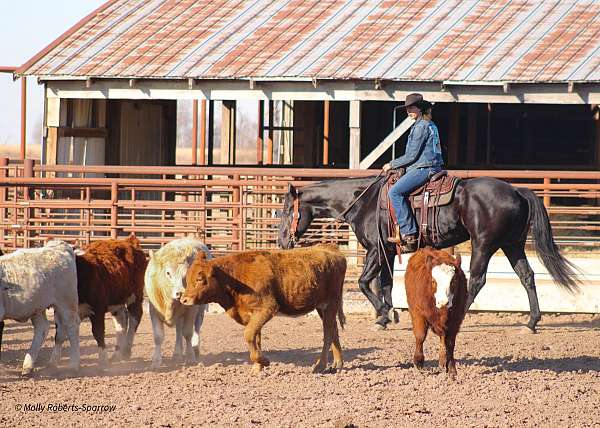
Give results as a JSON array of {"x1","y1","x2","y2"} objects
[{"x1": 389, "y1": 118, "x2": 444, "y2": 171}]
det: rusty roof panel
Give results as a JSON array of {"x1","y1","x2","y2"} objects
[{"x1": 18, "y1": 0, "x2": 600, "y2": 82}]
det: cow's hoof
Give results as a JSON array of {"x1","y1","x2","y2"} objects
[
  {"x1": 312, "y1": 362, "x2": 327, "y2": 373},
  {"x1": 21, "y1": 367, "x2": 33, "y2": 377},
  {"x1": 251, "y1": 363, "x2": 264, "y2": 375},
  {"x1": 392, "y1": 310, "x2": 400, "y2": 324},
  {"x1": 171, "y1": 353, "x2": 184, "y2": 364},
  {"x1": 110, "y1": 353, "x2": 123, "y2": 363}
]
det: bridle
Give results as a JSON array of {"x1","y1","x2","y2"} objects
[{"x1": 288, "y1": 194, "x2": 301, "y2": 245}]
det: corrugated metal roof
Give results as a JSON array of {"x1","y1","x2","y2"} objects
[{"x1": 18, "y1": 0, "x2": 600, "y2": 82}]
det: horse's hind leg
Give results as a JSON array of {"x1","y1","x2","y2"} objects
[
  {"x1": 502, "y1": 242, "x2": 541, "y2": 333},
  {"x1": 464, "y1": 244, "x2": 496, "y2": 313},
  {"x1": 23, "y1": 311, "x2": 49, "y2": 376},
  {"x1": 0, "y1": 320, "x2": 4, "y2": 360}
]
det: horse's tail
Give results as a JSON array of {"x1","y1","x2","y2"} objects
[
  {"x1": 517, "y1": 187, "x2": 581, "y2": 293},
  {"x1": 337, "y1": 292, "x2": 346, "y2": 330}
]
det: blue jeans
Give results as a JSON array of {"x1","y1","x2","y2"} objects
[{"x1": 388, "y1": 167, "x2": 440, "y2": 236}]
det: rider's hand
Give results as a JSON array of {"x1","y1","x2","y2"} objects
[{"x1": 382, "y1": 163, "x2": 392, "y2": 172}]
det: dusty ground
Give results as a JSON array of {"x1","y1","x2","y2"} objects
[{"x1": 1, "y1": 311, "x2": 599, "y2": 427}]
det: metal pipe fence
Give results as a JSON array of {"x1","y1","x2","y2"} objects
[{"x1": 1, "y1": 159, "x2": 599, "y2": 277}]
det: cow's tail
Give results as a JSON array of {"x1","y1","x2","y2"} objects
[
  {"x1": 517, "y1": 187, "x2": 581, "y2": 293},
  {"x1": 337, "y1": 292, "x2": 346, "y2": 330}
]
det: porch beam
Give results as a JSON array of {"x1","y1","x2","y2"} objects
[
  {"x1": 359, "y1": 116, "x2": 414, "y2": 169},
  {"x1": 349, "y1": 101, "x2": 361, "y2": 169}
]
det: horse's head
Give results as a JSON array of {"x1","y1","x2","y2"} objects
[{"x1": 278, "y1": 184, "x2": 313, "y2": 249}]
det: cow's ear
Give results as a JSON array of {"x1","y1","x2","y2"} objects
[
  {"x1": 425, "y1": 255, "x2": 433, "y2": 270},
  {"x1": 148, "y1": 249, "x2": 154, "y2": 259},
  {"x1": 196, "y1": 252, "x2": 207, "y2": 263},
  {"x1": 288, "y1": 183, "x2": 297, "y2": 198},
  {"x1": 454, "y1": 253, "x2": 462, "y2": 268}
]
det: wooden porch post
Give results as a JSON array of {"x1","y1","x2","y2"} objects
[
  {"x1": 323, "y1": 100, "x2": 330, "y2": 165},
  {"x1": 267, "y1": 100, "x2": 274, "y2": 164},
  {"x1": 207, "y1": 100, "x2": 214, "y2": 165},
  {"x1": 200, "y1": 100, "x2": 206, "y2": 165},
  {"x1": 349, "y1": 100, "x2": 361, "y2": 169},
  {"x1": 192, "y1": 100, "x2": 198, "y2": 165},
  {"x1": 257, "y1": 100, "x2": 264, "y2": 164},
  {"x1": 221, "y1": 100, "x2": 236, "y2": 164}
]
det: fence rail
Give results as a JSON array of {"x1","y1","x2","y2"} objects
[{"x1": 1, "y1": 159, "x2": 599, "y2": 267}]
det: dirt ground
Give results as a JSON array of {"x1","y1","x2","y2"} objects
[{"x1": 1, "y1": 310, "x2": 599, "y2": 427}]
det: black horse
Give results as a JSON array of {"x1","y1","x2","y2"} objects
[{"x1": 277, "y1": 175, "x2": 579, "y2": 332}]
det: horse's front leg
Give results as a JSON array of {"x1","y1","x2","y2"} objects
[{"x1": 358, "y1": 249, "x2": 389, "y2": 328}]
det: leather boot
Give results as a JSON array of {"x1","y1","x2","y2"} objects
[
  {"x1": 401, "y1": 233, "x2": 418, "y2": 253},
  {"x1": 387, "y1": 225, "x2": 401, "y2": 243}
]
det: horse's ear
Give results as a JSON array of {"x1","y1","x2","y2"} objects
[
  {"x1": 288, "y1": 183, "x2": 297, "y2": 198},
  {"x1": 454, "y1": 253, "x2": 462, "y2": 268}
]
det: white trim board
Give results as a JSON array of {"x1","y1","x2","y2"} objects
[{"x1": 391, "y1": 255, "x2": 600, "y2": 313}]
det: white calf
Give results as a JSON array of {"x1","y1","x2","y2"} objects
[
  {"x1": 0, "y1": 240, "x2": 80, "y2": 375},
  {"x1": 144, "y1": 238, "x2": 212, "y2": 368}
]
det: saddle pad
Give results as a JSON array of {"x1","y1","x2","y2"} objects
[{"x1": 411, "y1": 176, "x2": 460, "y2": 208}]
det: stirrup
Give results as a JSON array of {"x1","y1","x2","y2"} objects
[
  {"x1": 387, "y1": 225, "x2": 401, "y2": 243},
  {"x1": 400, "y1": 234, "x2": 418, "y2": 253}
]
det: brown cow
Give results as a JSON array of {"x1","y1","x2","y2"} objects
[
  {"x1": 404, "y1": 247, "x2": 467, "y2": 379},
  {"x1": 181, "y1": 244, "x2": 347, "y2": 374},
  {"x1": 74, "y1": 234, "x2": 147, "y2": 368}
]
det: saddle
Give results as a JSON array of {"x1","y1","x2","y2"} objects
[{"x1": 380, "y1": 169, "x2": 460, "y2": 250}]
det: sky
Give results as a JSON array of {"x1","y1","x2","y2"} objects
[{"x1": 0, "y1": 1, "x2": 105, "y2": 157}]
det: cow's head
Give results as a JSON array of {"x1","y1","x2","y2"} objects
[
  {"x1": 180, "y1": 252, "x2": 217, "y2": 306},
  {"x1": 278, "y1": 184, "x2": 313, "y2": 249},
  {"x1": 425, "y1": 250, "x2": 463, "y2": 309}
]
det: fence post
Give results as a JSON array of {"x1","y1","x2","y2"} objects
[
  {"x1": 23, "y1": 159, "x2": 35, "y2": 247},
  {"x1": 233, "y1": 174, "x2": 241, "y2": 250},
  {"x1": 111, "y1": 181, "x2": 118, "y2": 239},
  {"x1": 543, "y1": 177, "x2": 551, "y2": 208},
  {"x1": 0, "y1": 157, "x2": 8, "y2": 246}
]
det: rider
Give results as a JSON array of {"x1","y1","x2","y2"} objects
[{"x1": 383, "y1": 93, "x2": 444, "y2": 252}]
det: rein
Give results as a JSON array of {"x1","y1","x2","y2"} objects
[{"x1": 336, "y1": 170, "x2": 386, "y2": 221}]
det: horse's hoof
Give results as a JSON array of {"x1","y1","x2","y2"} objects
[
  {"x1": 373, "y1": 323, "x2": 387, "y2": 331},
  {"x1": 520, "y1": 326, "x2": 536, "y2": 334}
]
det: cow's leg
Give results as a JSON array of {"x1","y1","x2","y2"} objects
[
  {"x1": 0, "y1": 320, "x2": 4, "y2": 361},
  {"x1": 244, "y1": 308, "x2": 275, "y2": 374},
  {"x1": 502, "y1": 242, "x2": 541, "y2": 333},
  {"x1": 90, "y1": 311, "x2": 108, "y2": 369},
  {"x1": 182, "y1": 308, "x2": 197, "y2": 365},
  {"x1": 22, "y1": 312, "x2": 49, "y2": 376},
  {"x1": 123, "y1": 300, "x2": 143, "y2": 359},
  {"x1": 54, "y1": 305, "x2": 80, "y2": 372},
  {"x1": 438, "y1": 335, "x2": 447, "y2": 370},
  {"x1": 111, "y1": 308, "x2": 128, "y2": 362},
  {"x1": 149, "y1": 303, "x2": 165, "y2": 369},
  {"x1": 49, "y1": 314, "x2": 66, "y2": 367},
  {"x1": 173, "y1": 314, "x2": 184, "y2": 363},
  {"x1": 313, "y1": 305, "x2": 336, "y2": 374},
  {"x1": 192, "y1": 306, "x2": 205, "y2": 361},
  {"x1": 409, "y1": 310, "x2": 428, "y2": 370},
  {"x1": 330, "y1": 319, "x2": 343, "y2": 371},
  {"x1": 444, "y1": 331, "x2": 458, "y2": 380}
]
